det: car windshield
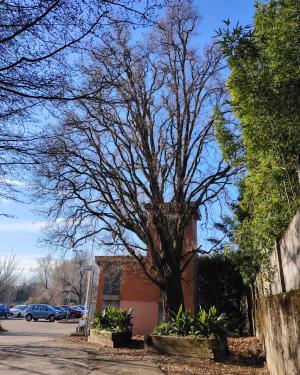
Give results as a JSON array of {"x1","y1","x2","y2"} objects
[{"x1": 14, "y1": 305, "x2": 27, "y2": 309}]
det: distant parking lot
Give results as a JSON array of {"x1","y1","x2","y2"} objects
[{"x1": 0, "y1": 318, "x2": 75, "y2": 345}]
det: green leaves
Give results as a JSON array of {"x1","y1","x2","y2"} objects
[
  {"x1": 152, "y1": 322, "x2": 175, "y2": 336},
  {"x1": 218, "y1": 0, "x2": 300, "y2": 282},
  {"x1": 170, "y1": 305, "x2": 194, "y2": 336},
  {"x1": 213, "y1": 107, "x2": 243, "y2": 164},
  {"x1": 193, "y1": 306, "x2": 228, "y2": 340},
  {"x1": 91, "y1": 306, "x2": 133, "y2": 333},
  {"x1": 152, "y1": 305, "x2": 228, "y2": 339}
]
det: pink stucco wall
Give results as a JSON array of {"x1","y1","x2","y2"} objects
[{"x1": 120, "y1": 300, "x2": 159, "y2": 335}]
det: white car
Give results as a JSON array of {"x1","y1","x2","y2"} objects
[{"x1": 10, "y1": 304, "x2": 28, "y2": 318}]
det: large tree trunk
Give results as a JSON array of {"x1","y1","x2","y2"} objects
[{"x1": 163, "y1": 268, "x2": 185, "y2": 320}]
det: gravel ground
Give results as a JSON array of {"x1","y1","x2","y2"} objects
[{"x1": 52, "y1": 336, "x2": 270, "y2": 375}]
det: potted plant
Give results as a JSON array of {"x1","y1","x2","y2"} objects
[
  {"x1": 89, "y1": 306, "x2": 133, "y2": 347},
  {"x1": 145, "y1": 306, "x2": 228, "y2": 360}
]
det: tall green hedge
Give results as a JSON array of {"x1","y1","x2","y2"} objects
[{"x1": 218, "y1": 0, "x2": 300, "y2": 280}]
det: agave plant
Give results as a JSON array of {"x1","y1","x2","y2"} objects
[{"x1": 92, "y1": 306, "x2": 133, "y2": 333}]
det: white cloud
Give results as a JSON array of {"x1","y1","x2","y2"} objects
[
  {"x1": 0, "y1": 198, "x2": 11, "y2": 204},
  {"x1": 2, "y1": 179, "x2": 27, "y2": 187},
  {"x1": 0, "y1": 221, "x2": 47, "y2": 232}
]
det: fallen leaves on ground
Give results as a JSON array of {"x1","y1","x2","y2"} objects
[{"x1": 53, "y1": 336, "x2": 270, "y2": 375}]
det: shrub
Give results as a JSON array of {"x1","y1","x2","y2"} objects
[
  {"x1": 152, "y1": 305, "x2": 228, "y2": 340},
  {"x1": 169, "y1": 304, "x2": 194, "y2": 336},
  {"x1": 192, "y1": 306, "x2": 228, "y2": 340},
  {"x1": 91, "y1": 306, "x2": 133, "y2": 333},
  {"x1": 152, "y1": 322, "x2": 174, "y2": 336}
]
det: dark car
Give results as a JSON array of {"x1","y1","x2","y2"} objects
[
  {"x1": 54, "y1": 306, "x2": 67, "y2": 319},
  {"x1": 24, "y1": 304, "x2": 62, "y2": 322},
  {"x1": 0, "y1": 304, "x2": 10, "y2": 319},
  {"x1": 59, "y1": 305, "x2": 82, "y2": 319}
]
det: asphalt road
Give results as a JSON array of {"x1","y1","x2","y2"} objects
[
  {"x1": 0, "y1": 318, "x2": 74, "y2": 345},
  {"x1": 0, "y1": 318, "x2": 163, "y2": 375}
]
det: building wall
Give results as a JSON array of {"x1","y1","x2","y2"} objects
[
  {"x1": 95, "y1": 263, "x2": 105, "y2": 311},
  {"x1": 120, "y1": 263, "x2": 160, "y2": 302},
  {"x1": 95, "y1": 213, "x2": 199, "y2": 335},
  {"x1": 121, "y1": 300, "x2": 159, "y2": 335}
]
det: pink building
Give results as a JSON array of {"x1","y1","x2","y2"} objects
[{"x1": 95, "y1": 211, "x2": 199, "y2": 335}]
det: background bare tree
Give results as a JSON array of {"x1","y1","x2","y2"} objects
[
  {"x1": 33, "y1": 254, "x2": 54, "y2": 290},
  {"x1": 35, "y1": 1, "x2": 237, "y2": 315},
  {"x1": 0, "y1": 252, "x2": 22, "y2": 302},
  {"x1": 0, "y1": 0, "x2": 162, "y2": 209},
  {"x1": 30, "y1": 251, "x2": 96, "y2": 305}
]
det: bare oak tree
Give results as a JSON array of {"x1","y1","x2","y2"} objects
[
  {"x1": 35, "y1": 1, "x2": 237, "y2": 314},
  {"x1": 0, "y1": 0, "x2": 161, "y2": 208}
]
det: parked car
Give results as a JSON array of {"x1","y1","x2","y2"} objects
[
  {"x1": 58, "y1": 305, "x2": 82, "y2": 319},
  {"x1": 24, "y1": 304, "x2": 63, "y2": 322},
  {"x1": 10, "y1": 304, "x2": 28, "y2": 318},
  {"x1": 0, "y1": 304, "x2": 10, "y2": 319},
  {"x1": 54, "y1": 306, "x2": 67, "y2": 319},
  {"x1": 77, "y1": 305, "x2": 88, "y2": 316},
  {"x1": 73, "y1": 306, "x2": 84, "y2": 318}
]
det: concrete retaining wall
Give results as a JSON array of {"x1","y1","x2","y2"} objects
[
  {"x1": 255, "y1": 208, "x2": 300, "y2": 375},
  {"x1": 257, "y1": 209, "x2": 300, "y2": 296},
  {"x1": 255, "y1": 289, "x2": 300, "y2": 375}
]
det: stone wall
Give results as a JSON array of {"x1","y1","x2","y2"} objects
[
  {"x1": 278, "y1": 210, "x2": 300, "y2": 292},
  {"x1": 255, "y1": 208, "x2": 300, "y2": 375},
  {"x1": 257, "y1": 209, "x2": 300, "y2": 296},
  {"x1": 255, "y1": 289, "x2": 300, "y2": 375}
]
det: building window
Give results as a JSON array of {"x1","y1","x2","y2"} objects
[
  {"x1": 103, "y1": 263, "x2": 121, "y2": 295},
  {"x1": 102, "y1": 299, "x2": 120, "y2": 309}
]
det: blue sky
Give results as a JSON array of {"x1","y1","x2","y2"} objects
[{"x1": 0, "y1": 0, "x2": 255, "y2": 278}]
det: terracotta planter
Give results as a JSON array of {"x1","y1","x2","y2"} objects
[
  {"x1": 89, "y1": 329, "x2": 132, "y2": 348},
  {"x1": 144, "y1": 334, "x2": 228, "y2": 360}
]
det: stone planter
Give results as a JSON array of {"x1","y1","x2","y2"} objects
[
  {"x1": 89, "y1": 329, "x2": 132, "y2": 348},
  {"x1": 144, "y1": 334, "x2": 228, "y2": 360}
]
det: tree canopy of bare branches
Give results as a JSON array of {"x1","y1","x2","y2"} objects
[
  {"x1": 0, "y1": 0, "x2": 161, "y2": 208},
  {"x1": 31, "y1": 252, "x2": 96, "y2": 305},
  {"x1": 35, "y1": 1, "x2": 238, "y2": 314},
  {"x1": 0, "y1": 252, "x2": 22, "y2": 302}
]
